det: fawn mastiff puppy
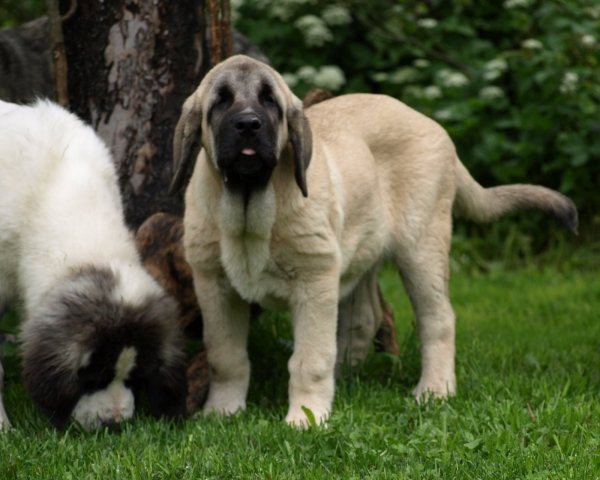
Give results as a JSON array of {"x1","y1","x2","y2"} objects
[
  {"x1": 134, "y1": 211, "x2": 399, "y2": 414},
  {"x1": 171, "y1": 55, "x2": 578, "y2": 426}
]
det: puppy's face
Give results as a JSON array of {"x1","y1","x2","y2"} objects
[
  {"x1": 20, "y1": 267, "x2": 187, "y2": 430},
  {"x1": 170, "y1": 55, "x2": 313, "y2": 199},
  {"x1": 209, "y1": 64, "x2": 283, "y2": 195},
  {"x1": 70, "y1": 346, "x2": 137, "y2": 430}
]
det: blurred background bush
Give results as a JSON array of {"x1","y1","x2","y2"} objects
[
  {"x1": 235, "y1": 0, "x2": 599, "y2": 270},
  {"x1": 0, "y1": 0, "x2": 45, "y2": 27},
  {"x1": 2, "y1": 0, "x2": 598, "y2": 271}
]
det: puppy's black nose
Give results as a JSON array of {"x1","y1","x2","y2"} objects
[{"x1": 234, "y1": 115, "x2": 262, "y2": 137}]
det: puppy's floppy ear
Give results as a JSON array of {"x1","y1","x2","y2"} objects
[
  {"x1": 21, "y1": 333, "x2": 83, "y2": 429},
  {"x1": 287, "y1": 99, "x2": 313, "y2": 198},
  {"x1": 136, "y1": 292, "x2": 188, "y2": 419},
  {"x1": 169, "y1": 94, "x2": 203, "y2": 196}
]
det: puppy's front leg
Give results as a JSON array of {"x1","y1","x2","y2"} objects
[
  {"x1": 193, "y1": 271, "x2": 251, "y2": 416},
  {"x1": 0, "y1": 356, "x2": 11, "y2": 430},
  {"x1": 286, "y1": 277, "x2": 339, "y2": 427}
]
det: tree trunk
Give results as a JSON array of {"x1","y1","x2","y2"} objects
[{"x1": 60, "y1": 0, "x2": 204, "y2": 228}]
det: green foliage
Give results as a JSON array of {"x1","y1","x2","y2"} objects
[
  {"x1": 236, "y1": 0, "x2": 600, "y2": 251},
  {"x1": 0, "y1": 0, "x2": 45, "y2": 27},
  {"x1": 0, "y1": 310, "x2": 19, "y2": 336},
  {"x1": 2, "y1": 268, "x2": 600, "y2": 478}
]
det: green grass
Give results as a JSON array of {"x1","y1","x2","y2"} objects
[{"x1": 1, "y1": 266, "x2": 600, "y2": 479}]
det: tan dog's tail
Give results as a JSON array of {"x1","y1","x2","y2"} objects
[{"x1": 452, "y1": 158, "x2": 578, "y2": 233}]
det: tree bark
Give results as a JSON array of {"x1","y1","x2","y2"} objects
[
  {"x1": 207, "y1": 0, "x2": 232, "y2": 66},
  {"x1": 46, "y1": 0, "x2": 70, "y2": 107},
  {"x1": 60, "y1": 0, "x2": 204, "y2": 228}
]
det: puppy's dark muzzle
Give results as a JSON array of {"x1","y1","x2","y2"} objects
[
  {"x1": 215, "y1": 108, "x2": 278, "y2": 196},
  {"x1": 218, "y1": 113, "x2": 275, "y2": 175},
  {"x1": 232, "y1": 154, "x2": 263, "y2": 175}
]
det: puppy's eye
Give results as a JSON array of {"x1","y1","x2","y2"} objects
[
  {"x1": 214, "y1": 95, "x2": 230, "y2": 108},
  {"x1": 263, "y1": 93, "x2": 276, "y2": 105},
  {"x1": 259, "y1": 85, "x2": 278, "y2": 108},
  {"x1": 214, "y1": 87, "x2": 233, "y2": 108}
]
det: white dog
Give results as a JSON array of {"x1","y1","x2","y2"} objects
[{"x1": 0, "y1": 99, "x2": 187, "y2": 430}]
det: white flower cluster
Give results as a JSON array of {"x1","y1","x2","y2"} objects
[
  {"x1": 479, "y1": 86, "x2": 505, "y2": 100},
  {"x1": 522, "y1": 38, "x2": 543, "y2": 50},
  {"x1": 282, "y1": 73, "x2": 299, "y2": 88},
  {"x1": 285, "y1": 65, "x2": 346, "y2": 91},
  {"x1": 503, "y1": 0, "x2": 530, "y2": 9},
  {"x1": 438, "y1": 69, "x2": 469, "y2": 88},
  {"x1": 585, "y1": 6, "x2": 600, "y2": 19},
  {"x1": 321, "y1": 5, "x2": 352, "y2": 26},
  {"x1": 559, "y1": 72, "x2": 579, "y2": 94},
  {"x1": 371, "y1": 67, "x2": 420, "y2": 85},
  {"x1": 265, "y1": 4, "x2": 351, "y2": 48},
  {"x1": 401, "y1": 85, "x2": 442, "y2": 100},
  {"x1": 483, "y1": 58, "x2": 508, "y2": 81},
  {"x1": 433, "y1": 109, "x2": 453, "y2": 121},
  {"x1": 295, "y1": 14, "x2": 333, "y2": 47},
  {"x1": 417, "y1": 18, "x2": 438, "y2": 29},
  {"x1": 581, "y1": 35, "x2": 596, "y2": 47},
  {"x1": 256, "y1": 0, "x2": 318, "y2": 22},
  {"x1": 402, "y1": 85, "x2": 423, "y2": 98},
  {"x1": 389, "y1": 67, "x2": 420, "y2": 84},
  {"x1": 422, "y1": 85, "x2": 442, "y2": 100},
  {"x1": 371, "y1": 72, "x2": 388, "y2": 83},
  {"x1": 313, "y1": 65, "x2": 346, "y2": 90},
  {"x1": 297, "y1": 65, "x2": 318, "y2": 82}
]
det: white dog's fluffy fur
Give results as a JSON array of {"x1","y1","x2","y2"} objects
[{"x1": 0, "y1": 99, "x2": 186, "y2": 430}]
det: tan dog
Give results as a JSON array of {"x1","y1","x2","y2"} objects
[
  {"x1": 135, "y1": 211, "x2": 398, "y2": 413},
  {"x1": 170, "y1": 55, "x2": 578, "y2": 426}
]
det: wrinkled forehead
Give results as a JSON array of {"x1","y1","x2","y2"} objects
[{"x1": 206, "y1": 59, "x2": 285, "y2": 104}]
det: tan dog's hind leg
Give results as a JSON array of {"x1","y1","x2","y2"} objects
[
  {"x1": 193, "y1": 272, "x2": 252, "y2": 417},
  {"x1": 0, "y1": 359, "x2": 11, "y2": 430},
  {"x1": 374, "y1": 288, "x2": 400, "y2": 357},
  {"x1": 395, "y1": 207, "x2": 456, "y2": 401},
  {"x1": 336, "y1": 265, "x2": 382, "y2": 376},
  {"x1": 286, "y1": 278, "x2": 339, "y2": 427}
]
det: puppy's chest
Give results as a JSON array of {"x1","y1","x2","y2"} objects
[{"x1": 220, "y1": 234, "x2": 292, "y2": 308}]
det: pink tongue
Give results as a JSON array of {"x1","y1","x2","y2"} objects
[{"x1": 241, "y1": 148, "x2": 256, "y2": 155}]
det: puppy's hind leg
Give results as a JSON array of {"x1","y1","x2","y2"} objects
[
  {"x1": 394, "y1": 208, "x2": 456, "y2": 401},
  {"x1": 336, "y1": 265, "x2": 382, "y2": 376},
  {"x1": 0, "y1": 353, "x2": 12, "y2": 430}
]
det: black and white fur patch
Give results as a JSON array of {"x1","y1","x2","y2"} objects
[{"x1": 20, "y1": 266, "x2": 187, "y2": 429}]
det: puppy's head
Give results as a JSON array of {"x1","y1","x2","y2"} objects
[
  {"x1": 20, "y1": 266, "x2": 187, "y2": 430},
  {"x1": 170, "y1": 55, "x2": 313, "y2": 198}
]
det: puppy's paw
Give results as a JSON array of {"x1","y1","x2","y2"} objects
[
  {"x1": 411, "y1": 376, "x2": 456, "y2": 404},
  {"x1": 0, "y1": 418, "x2": 13, "y2": 433},
  {"x1": 203, "y1": 395, "x2": 246, "y2": 417},
  {"x1": 285, "y1": 405, "x2": 329, "y2": 428},
  {"x1": 0, "y1": 389, "x2": 12, "y2": 432}
]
